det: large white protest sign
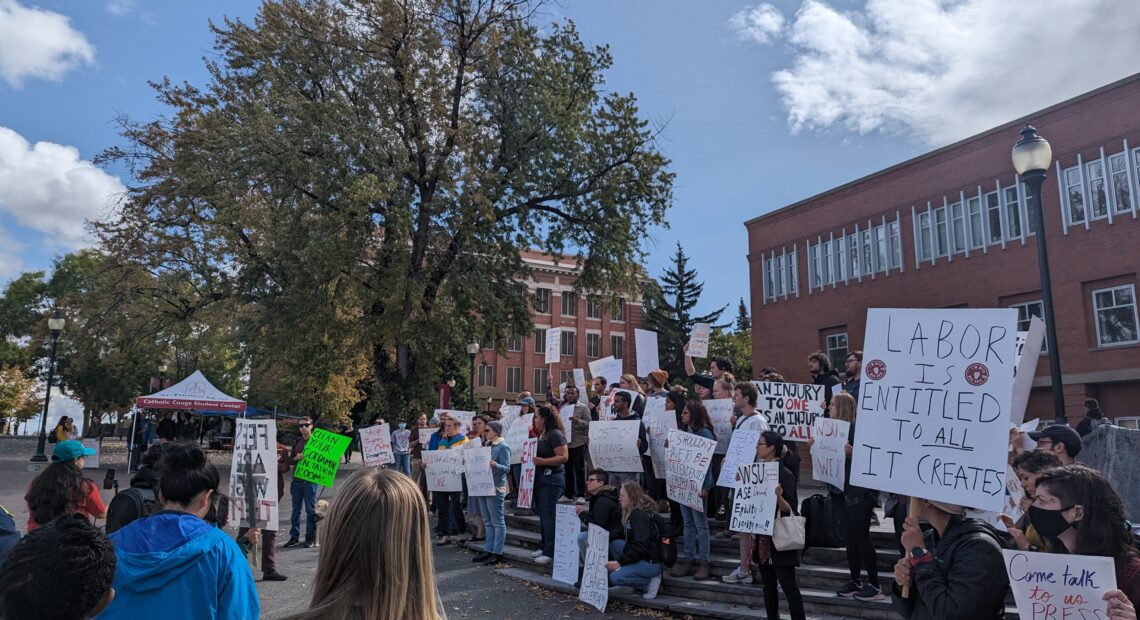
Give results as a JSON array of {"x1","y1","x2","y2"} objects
[
  {"x1": 634, "y1": 328, "x2": 659, "y2": 376},
  {"x1": 754, "y1": 381, "x2": 825, "y2": 442},
  {"x1": 424, "y1": 449, "x2": 464, "y2": 492},
  {"x1": 82, "y1": 439, "x2": 100, "y2": 469},
  {"x1": 359, "y1": 423, "x2": 395, "y2": 467},
  {"x1": 588, "y1": 420, "x2": 644, "y2": 472},
  {"x1": 517, "y1": 439, "x2": 538, "y2": 508},
  {"x1": 435, "y1": 409, "x2": 475, "y2": 431},
  {"x1": 499, "y1": 402, "x2": 521, "y2": 422},
  {"x1": 666, "y1": 428, "x2": 716, "y2": 511},
  {"x1": 588, "y1": 356, "x2": 623, "y2": 387},
  {"x1": 1011, "y1": 316, "x2": 1046, "y2": 426},
  {"x1": 717, "y1": 429, "x2": 761, "y2": 489},
  {"x1": 545, "y1": 328, "x2": 562, "y2": 364},
  {"x1": 462, "y1": 447, "x2": 495, "y2": 497},
  {"x1": 642, "y1": 398, "x2": 676, "y2": 478},
  {"x1": 689, "y1": 323, "x2": 711, "y2": 358},
  {"x1": 559, "y1": 403, "x2": 576, "y2": 444},
  {"x1": 229, "y1": 419, "x2": 279, "y2": 530},
  {"x1": 811, "y1": 417, "x2": 850, "y2": 490},
  {"x1": 1003, "y1": 550, "x2": 1116, "y2": 620},
  {"x1": 579, "y1": 523, "x2": 609, "y2": 612},
  {"x1": 729, "y1": 462, "x2": 779, "y2": 535},
  {"x1": 850, "y1": 308, "x2": 1017, "y2": 511},
  {"x1": 506, "y1": 413, "x2": 534, "y2": 465},
  {"x1": 705, "y1": 398, "x2": 735, "y2": 454},
  {"x1": 573, "y1": 368, "x2": 586, "y2": 389},
  {"x1": 553, "y1": 504, "x2": 581, "y2": 584}
]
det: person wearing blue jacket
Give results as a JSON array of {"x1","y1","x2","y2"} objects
[
  {"x1": 99, "y1": 442, "x2": 259, "y2": 620},
  {"x1": 473, "y1": 420, "x2": 512, "y2": 565}
]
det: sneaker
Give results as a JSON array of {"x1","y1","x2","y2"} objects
[
  {"x1": 472, "y1": 552, "x2": 492, "y2": 563},
  {"x1": 854, "y1": 584, "x2": 884, "y2": 601},
  {"x1": 837, "y1": 580, "x2": 863, "y2": 597},
  {"x1": 643, "y1": 575, "x2": 662, "y2": 600},
  {"x1": 283, "y1": 538, "x2": 300, "y2": 548},
  {"x1": 301, "y1": 540, "x2": 316, "y2": 549},
  {"x1": 722, "y1": 567, "x2": 754, "y2": 584},
  {"x1": 436, "y1": 537, "x2": 452, "y2": 546},
  {"x1": 262, "y1": 571, "x2": 288, "y2": 582},
  {"x1": 530, "y1": 549, "x2": 545, "y2": 559},
  {"x1": 482, "y1": 554, "x2": 503, "y2": 565},
  {"x1": 534, "y1": 555, "x2": 553, "y2": 565}
]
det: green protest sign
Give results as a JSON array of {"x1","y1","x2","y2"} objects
[{"x1": 292, "y1": 428, "x2": 351, "y2": 487}]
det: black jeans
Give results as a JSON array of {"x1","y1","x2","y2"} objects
[
  {"x1": 434, "y1": 491, "x2": 466, "y2": 537},
  {"x1": 565, "y1": 445, "x2": 586, "y2": 499},
  {"x1": 837, "y1": 492, "x2": 879, "y2": 584},
  {"x1": 758, "y1": 564, "x2": 805, "y2": 620}
]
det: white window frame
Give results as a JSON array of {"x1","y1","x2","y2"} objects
[
  {"x1": 505, "y1": 367, "x2": 523, "y2": 394},
  {"x1": 612, "y1": 299, "x2": 624, "y2": 322},
  {"x1": 1092, "y1": 285, "x2": 1140, "y2": 347},
  {"x1": 1010, "y1": 300, "x2": 1048, "y2": 354},
  {"x1": 825, "y1": 332, "x2": 848, "y2": 371},
  {"x1": 1086, "y1": 159, "x2": 1109, "y2": 221},
  {"x1": 586, "y1": 332, "x2": 601, "y2": 358},
  {"x1": 610, "y1": 334, "x2": 624, "y2": 359},
  {"x1": 985, "y1": 190, "x2": 1004, "y2": 248},
  {"x1": 533, "y1": 328, "x2": 546, "y2": 354},
  {"x1": 561, "y1": 291, "x2": 577, "y2": 316},
  {"x1": 950, "y1": 199, "x2": 966, "y2": 255},
  {"x1": 507, "y1": 334, "x2": 523, "y2": 353},
  {"x1": 533, "y1": 288, "x2": 551, "y2": 313},
  {"x1": 1109, "y1": 151, "x2": 1132, "y2": 216},
  {"x1": 560, "y1": 329, "x2": 576, "y2": 357},
  {"x1": 533, "y1": 368, "x2": 549, "y2": 394},
  {"x1": 477, "y1": 363, "x2": 496, "y2": 387},
  {"x1": 1116, "y1": 416, "x2": 1140, "y2": 430},
  {"x1": 967, "y1": 194, "x2": 984, "y2": 250},
  {"x1": 586, "y1": 298, "x2": 602, "y2": 319},
  {"x1": 1061, "y1": 163, "x2": 1088, "y2": 228}
]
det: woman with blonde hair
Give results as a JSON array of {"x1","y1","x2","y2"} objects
[
  {"x1": 618, "y1": 374, "x2": 646, "y2": 416},
  {"x1": 605, "y1": 482, "x2": 664, "y2": 599},
  {"x1": 286, "y1": 468, "x2": 444, "y2": 620}
]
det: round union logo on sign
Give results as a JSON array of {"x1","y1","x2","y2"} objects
[
  {"x1": 965, "y1": 363, "x2": 989, "y2": 386},
  {"x1": 865, "y1": 359, "x2": 887, "y2": 381}
]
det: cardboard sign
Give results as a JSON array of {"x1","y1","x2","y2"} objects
[
  {"x1": 463, "y1": 447, "x2": 495, "y2": 497},
  {"x1": 228, "y1": 419, "x2": 279, "y2": 530},
  {"x1": 553, "y1": 504, "x2": 581, "y2": 585},
  {"x1": 811, "y1": 417, "x2": 850, "y2": 490},
  {"x1": 293, "y1": 428, "x2": 351, "y2": 487},
  {"x1": 705, "y1": 398, "x2": 735, "y2": 454},
  {"x1": 545, "y1": 328, "x2": 561, "y2": 364},
  {"x1": 359, "y1": 423, "x2": 395, "y2": 466},
  {"x1": 578, "y1": 523, "x2": 609, "y2": 612},
  {"x1": 634, "y1": 328, "x2": 659, "y2": 377},
  {"x1": 729, "y1": 461, "x2": 780, "y2": 535},
  {"x1": 81, "y1": 439, "x2": 100, "y2": 469},
  {"x1": 423, "y1": 449, "x2": 464, "y2": 492},
  {"x1": 588, "y1": 356, "x2": 623, "y2": 387},
  {"x1": 517, "y1": 438, "x2": 538, "y2": 508},
  {"x1": 666, "y1": 428, "x2": 716, "y2": 512},
  {"x1": 573, "y1": 368, "x2": 586, "y2": 389},
  {"x1": 1011, "y1": 316, "x2": 1046, "y2": 425},
  {"x1": 1003, "y1": 550, "x2": 1116, "y2": 620},
  {"x1": 506, "y1": 413, "x2": 534, "y2": 465},
  {"x1": 753, "y1": 381, "x2": 825, "y2": 442},
  {"x1": 689, "y1": 323, "x2": 711, "y2": 358},
  {"x1": 642, "y1": 398, "x2": 677, "y2": 478},
  {"x1": 587, "y1": 420, "x2": 644, "y2": 472},
  {"x1": 850, "y1": 308, "x2": 1017, "y2": 512},
  {"x1": 716, "y1": 429, "x2": 762, "y2": 489}
]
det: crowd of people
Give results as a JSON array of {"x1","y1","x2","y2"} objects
[{"x1": 1, "y1": 342, "x2": 1138, "y2": 620}]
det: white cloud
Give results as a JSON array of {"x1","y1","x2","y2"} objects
[
  {"x1": 750, "y1": 0, "x2": 1140, "y2": 145},
  {"x1": 106, "y1": 0, "x2": 137, "y2": 16},
  {"x1": 729, "y1": 3, "x2": 785, "y2": 45},
  {"x1": 0, "y1": 0, "x2": 95, "y2": 88},
  {"x1": 0, "y1": 126, "x2": 125, "y2": 249}
]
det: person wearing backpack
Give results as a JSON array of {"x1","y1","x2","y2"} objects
[
  {"x1": 605, "y1": 482, "x2": 664, "y2": 600},
  {"x1": 106, "y1": 443, "x2": 167, "y2": 534}
]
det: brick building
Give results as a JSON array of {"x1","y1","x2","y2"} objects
[
  {"x1": 746, "y1": 74, "x2": 1140, "y2": 428},
  {"x1": 472, "y1": 249, "x2": 647, "y2": 408}
]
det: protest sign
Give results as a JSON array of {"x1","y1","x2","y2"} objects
[
  {"x1": 293, "y1": 428, "x2": 351, "y2": 487},
  {"x1": 717, "y1": 429, "x2": 762, "y2": 489},
  {"x1": 499, "y1": 402, "x2": 521, "y2": 421},
  {"x1": 850, "y1": 308, "x2": 1017, "y2": 512},
  {"x1": 753, "y1": 381, "x2": 825, "y2": 442},
  {"x1": 1003, "y1": 550, "x2": 1116, "y2": 620},
  {"x1": 517, "y1": 438, "x2": 538, "y2": 508},
  {"x1": 545, "y1": 328, "x2": 561, "y2": 364},
  {"x1": 588, "y1": 420, "x2": 644, "y2": 472},
  {"x1": 811, "y1": 417, "x2": 850, "y2": 490},
  {"x1": 1011, "y1": 316, "x2": 1046, "y2": 426},
  {"x1": 463, "y1": 447, "x2": 495, "y2": 497},
  {"x1": 506, "y1": 413, "x2": 534, "y2": 465},
  {"x1": 967, "y1": 465, "x2": 1026, "y2": 530},
  {"x1": 81, "y1": 439, "x2": 100, "y2": 469},
  {"x1": 359, "y1": 423, "x2": 395, "y2": 467},
  {"x1": 705, "y1": 398, "x2": 735, "y2": 454},
  {"x1": 553, "y1": 505, "x2": 581, "y2": 585},
  {"x1": 666, "y1": 428, "x2": 716, "y2": 511},
  {"x1": 423, "y1": 449, "x2": 464, "y2": 492},
  {"x1": 634, "y1": 329, "x2": 659, "y2": 376},
  {"x1": 689, "y1": 322, "x2": 711, "y2": 358},
  {"x1": 559, "y1": 403, "x2": 576, "y2": 443},
  {"x1": 729, "y1": 462, "x2": 780, "y2": 535},
  {"x1": 642, "y1": 398, "x2": 676, "y2": 478},
  {"x1": 573, "y1": 368, "x2": 586, "y2": 389},
  {"x1": 435, "y1": 409, "x2": 475, "y2": 431},
  {"x1": 588, "y1": 356, "x2": 623, "y2": 387},
  {"x1": 1013, "y1": 418, "x2": 1039, "y2": 452},
  {"x1": 578, "y1": 524, "x2": 609, "y2": 613},
  {"x1": 228, "y1": 419, "x2": 279, "y2": 530}
]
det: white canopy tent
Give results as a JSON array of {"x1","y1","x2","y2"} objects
[{"x1": 130, "y1": 371, "x2": 246, "y2": 470}]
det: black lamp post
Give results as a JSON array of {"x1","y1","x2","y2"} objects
[
  {"x1": 31, "y1": 310, "x2": 66, "y2": 463},
  {"x1": 466, "y1": 339, "x2": 480, "y2": 407},
  {"x1": 1012, "y1": 123, "x2": 1066, "y2": 425}
]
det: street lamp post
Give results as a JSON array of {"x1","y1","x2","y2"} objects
[
  {"x1": 31, "y1": 310, "x2": 66, "y2": 463},
  {"x1": 1012, "y1": 123, "x2": 1066, "y2": 425},
  {"x1": 466, "y1": 339, "x2": 480, "y2": 408}
]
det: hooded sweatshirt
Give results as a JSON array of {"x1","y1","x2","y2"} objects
[{"x1": 99, "y1": 511, "x2": 259, "y2": 620}]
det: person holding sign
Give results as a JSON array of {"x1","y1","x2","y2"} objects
[
  {"x1": 431, "y1": 418, "x2": 469, "y2": 545},
  {"x1": 531, "y1": 405, "x2": 568, "y2": 565},
  {"x1": 555, "y1": 384, "x2": 591, "y2": 502},
  {"x1": 683, "y1": 341, "x2": 735, "y2": 393},
  {"x1": 606, "y1": 482, "x2": 664, "y2": 600},
  {"x1": 472, "y1": 421, "x2": 512, "y2": 566},
  {"x1": 285, "y1": 417, "x2": 318, "y2": 548},
  {"x1": 891, "y1": 498, "x2": 1008, "y2": 620},
  {"x1": 1001, "y1": 450, "x2": 1062, "y2": 552},
  {"x1": 753, "y1": 431, "x2": 805, "y2": 620},
  {"x1": 668, "y1": 399, "x2": 717, "y2": 581}
]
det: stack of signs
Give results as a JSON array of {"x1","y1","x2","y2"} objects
[
  {"x1": 753, "y1": 381, "x2": 825, "y2": 442},
  {"x1": 545, "y1": 328, "x2": 561, "y2": 365},
  {"x1": 665, "y1": 428, "x2": 716, "y2": 511},
  {"x1": 578, "y1": 524, "x2": 609, "y2": 612},
  {"x1": 228, "y1": 419, "x2": 279, "y2": 530},
  {"x1": 517, "y1": 438, "x2": 538, "y2": 508},
  {"x1": 688, "y1": 322, "x2": 711, "y2": 358},
  {"x1": 505, "y1": 413, "x2": 534, "y2": 465},
  {"x1": 587, "y1": 421, "x2": 643, "y2": 472},
  {"x1": 705, "y1": 398, "x2": 735, "y2": 455},
  {"x1": 642, "y1": 398, "x2": 676, "y2": 478},
  {"x1": 552, "y1": 504, "x2": 580, "y2": 585},
  {"x1": 634, "y1": 329, "x2": 660, "y2": 376},
  {"x1": 716, "y1": 429, "x2": 761, "y2": 488},
  {"x1": 423, "y1": 449, "x2": 464, "y2": 492},
  {"x1": 1003, "y1": 551, "x2": 1116, "y2": 619},
  {"x1": 293, "y1": 428, "x2": 351, "y2": 487},
  {"x1": 463, "y1": 447, "x2": 495, "y2": 496},
  {"x1": 359, "y1": 422, "x2": 395, "y2": 467},
  {"x1": 729, "y1": 462, "x2": 780, "y2": 535},
  {"x1": 850, "y1": 308, "x2": 1018, "y2": 512},
  {"x1": 810, "y1": 417, "x2": 850, "y2": 490}
]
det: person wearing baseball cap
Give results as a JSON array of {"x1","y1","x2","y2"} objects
[
  {"x1": 1029, "y1": 424, "x2": 1082, "y2": 465},
  {"x1": 25, "y1": 440, "x2": 106, "y2": 531}
]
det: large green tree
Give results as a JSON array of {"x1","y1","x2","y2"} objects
[
  {"x1": 98, "y1": 0, "x2": 673, "y2": 416},
  {"x1": 642, "y1": 243, "x2": 725, "y2": 379}
]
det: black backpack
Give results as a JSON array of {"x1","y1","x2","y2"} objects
[
  {"x1": 651, "y1": 513, "x2": 677, "y2": 567},
  {"x1": 801, "y1": 493, "x2": 845, "y2": 548},
  {"x1": 48, "y1": 431, "x2": 58, "y2": 444},
  {"x1": 106, "y1": 487, "x2": 157, "y2": 534}
]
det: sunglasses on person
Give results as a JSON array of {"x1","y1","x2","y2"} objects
[{"x1": 299, "y1": 423, "x2": 312, "y2": 428}]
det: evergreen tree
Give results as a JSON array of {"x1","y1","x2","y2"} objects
[
  {"x1": 642, "y1": 243, "x2": 725, "y2": 379},
  {"x1": 734, "y1": 297, "x2": 750, "y2": 333}
]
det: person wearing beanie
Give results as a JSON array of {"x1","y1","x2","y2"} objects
[
  {"x1": 24, "y1": 440, "x2": 105, "y2": 531},
  {"x1": 472, "y1": 420, "x2": 511, "y2": 565},
  {"x1": 646, "y1": 370, "x2": 669, "y2": 397}
]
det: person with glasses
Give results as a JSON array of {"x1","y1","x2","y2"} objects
[
  {"x1": 1028, "y1": 424, "x2": 1082, "y2": 465},
  {"x1": 285, "y1": 417, "x2": 319, "y2": 548},
  {"x1": 575, "y1": 469, "x2": 623, "y2": 562}
]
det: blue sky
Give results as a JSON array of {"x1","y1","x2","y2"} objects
[{"x1": 3, "y1": 0, "x2": 1140, "y2": 322}]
